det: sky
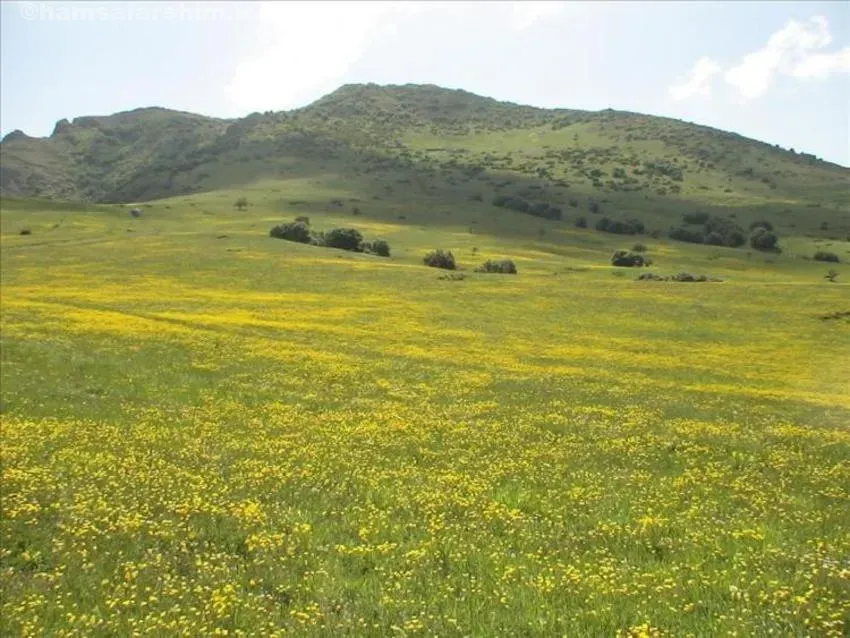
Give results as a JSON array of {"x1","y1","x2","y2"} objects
[{"x1": 1, "y1": 1, "x2": 848, "y2": 166}]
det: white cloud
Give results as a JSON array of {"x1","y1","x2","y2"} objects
[
  {"x1": 791, "y1": 46, "x2": 850, "y2": 80},
  {"x1": 510, "y1": 1, "x2": 565, "y2": 31},
  {"x1": 225, "y1": 1, "x2": 578, "y2": 112},
  {"x1": 669, "y1": 57, "x2": 722, "y2": 101},
  {"x1": 724, "y1": 15, "x2": 845, "y2": 99},
  {"x1": 225, "y1": 1, "x2": 420, "y2": 112}
]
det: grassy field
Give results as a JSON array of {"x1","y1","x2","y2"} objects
[{"x1": 1, "y1": 185, "x2": 849, "y2": 637}]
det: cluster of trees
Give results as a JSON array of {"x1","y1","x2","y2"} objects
[
  {"x1": 492, "y1": 195, "x2": 562, "y2": 220},
  {"x1": 668, "y1": 212, "x2": 746, "y2": 248},
  {"x1": 595, "y1": 217, "x2": 645, "y2": 235},
  {"x1": 269, "y1": 217, "x2": 390, "y2": 256},
  {"x1": 668, "y1": 214, "x2": 782, "y2": 252}
]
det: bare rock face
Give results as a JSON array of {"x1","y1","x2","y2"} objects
[{"x1": 52, "y1": 118, "x2": 71, "y2": 136}]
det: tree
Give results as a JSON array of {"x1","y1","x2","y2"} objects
[
  {"x1": 749, "y1": 228, "x2": 779, "y2": 251},
  {"x1": 269, "y1": 221, "x2": 311, "y2": 243},
  {"x1": 323, "y1": 228, "x2": 364, "y2": 252},
  {"x1": 235, "y1": 197, "x2": 249, "y2": 211},
  {"x1": 825, "y1": 269, "x2": 839, "y2": 282}
]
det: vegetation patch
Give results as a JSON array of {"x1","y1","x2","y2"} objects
[
  {"x1": 423, "y1": 249, "x2": 457, "y2": 270},
  {"x1": 813, "y1": 250, "x2": 840, "y2": 263},
  {"x1": 595, "y1": 217, "x2": 645, "y2": 236},
  {"x1": 611, "y1": 250, "x2": 652, "y2": 267},
  {"x1": 270, "y1": 218, "x2": 390, "y2": 256},
  {"x1": 475, "y1": 259, "x2": 517, "y2": 274}
]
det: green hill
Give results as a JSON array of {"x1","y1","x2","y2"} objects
[{"x1": 2, "y1": 84, "x2": 848, "y2": 239}]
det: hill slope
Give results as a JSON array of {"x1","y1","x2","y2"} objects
[{"x1": 1, "y1": 83, "x2": 848, "y2": 237}]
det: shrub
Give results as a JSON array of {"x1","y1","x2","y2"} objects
[
  {"x1": 682, "y1": 211, "x2": 709, "y2": 225},
  {"x1": 589, "y1": 200, "x2": 601, "y2": 214},
  {"x1": 574, "y1": 216, "x2": 587, "y2": 228},
  {"x1": 235, "y1": 197, "x2": 249, "y2": 211},
  {"x1": 294, "y1": 216, "x2": 310, "y2": 225},
  {"x1": 632, "y1": 243, "x2": 647, "y2": 253},
  {"x1": 813, "y1": 250, "x2": 840, "y2": 263},
  {"x1": 476, "y1": 259, "x2": 517, "y2": 274},
  {"x1": 568, "y1": 198, "x2": 579, "y2": 208},
  {"x1": 269, "y1": 221, "x2": 311, "y2": 243},
  {"x1": 725, "y1": 230, "x2": 746, "y2": 247},
  {"x1": 749, "y1": 220, "x2": 774, "y2": 231},
  {"x1": 363, "y1": 239, "x2": 391, "y2": 257},
  {"x1": 596, "y1": 217, "x2": 644, "y2": 235},
  {"x1": 825, "y1": 269, "x2": 839, "y2": 282},
  {"x1": 749, "y1": 228, "x2": 779, "y2": 251},
  {"x1": 611, "y1": 250, "x2": 648, "y2": 267},
  {"x1": 668, "y1": 227, "x2": 704, "y2": 244},
  {"x1": 19, "y1": 228, "x2": 31, "y2": 236},
  {"x1": 636, "y1": 272, "x2": 668, "y2": 281},
  {"x1": 492, "y1": 195, "x2": 530, "y2": 213},
  {"x1": 423, "y1": 249, "x2": 457, "y2": 270},
  {"x1": 703, "y1": 231, "x2": 725, "y2": 246},
  {"x1": 672, "y1": 272, "x2": 709, "y2": 282},
  {"x1": 323, "y1": 228, "x2": 364, "y2": 252}
]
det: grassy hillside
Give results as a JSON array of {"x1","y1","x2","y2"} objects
[
  {"x1": 2, "y1": 179, "x2": 849, "y2": 635},
  {"x1": 2, "y1": 84, "x2": 848, "y2": 240}
]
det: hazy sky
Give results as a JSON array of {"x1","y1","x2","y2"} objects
[{"x1": 2, "y1": 1, "x2": 848, "y2": 165}]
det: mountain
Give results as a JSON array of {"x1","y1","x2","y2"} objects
[{"x1": 1, "y1": 83, "x2": 848, "y2": 233}]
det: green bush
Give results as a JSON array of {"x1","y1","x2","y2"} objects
[
  {"x1": 364, "y1": 239, "x2": 391, "y2": 257},
  {"x1": 323, "y1": 228, "x2": 364, "y2": 252},
  {"x1": 492, "y1": 195, "x2": 530, "y2": 213},
  {"x1": 294, "y1": 216, "x2": 310, "y2": 225},
  {"x1": 269, "y1": 221, "x2": 311, "y2": 243},
  {"x1": 813, "y1": 250, "x2": 840, "y2": 263},
  {"x1": 632, "y1": 243, "x2": 647, "y2": 253},
  {"x1": 749, "y1": 228, "x2": 779, "y2": 251},
  {"x1": 424, "y1": 249, "x2": 457, "y2": 270},
  {"x1": 234, "y1": 197, "x2": 249, "y2": 211},
  {"x1": 672, "y1": 272, "x2": 711, "y2": 282},
  {"x1": 682, "y1": 211, "x2": 709, "y2": 225},
  {"x1": 574, "y1": 216, "x2": 587, "y2": 228},
  {"x1": 703, "y1": 231, "x2": 725, "y2": 246},
  {"x1": 596, "y1": 217, "x2": 644, "y2": 235},
  {"x1": 529, "y1": 202, "x2": 562, "y2": 220},
  {"x1": 611, "y1": 250, "x2": 648, "y2": 267},
  {"x1": 475, "y1": 259, "x2": 517, "y2": 274},
  {"x1": 667, "y1": 228, "x2": 705, "y2": 244}
]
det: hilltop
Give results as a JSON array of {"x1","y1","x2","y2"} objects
[{"x1": 1, "y1": 83, "x2": 848, "y2": 239}]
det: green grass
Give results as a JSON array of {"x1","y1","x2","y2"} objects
[{"x1": 2, "y1": 184, "x2": 849, "y2": 636}]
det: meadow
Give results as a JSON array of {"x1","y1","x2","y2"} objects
[{"x1": 1, "y1": 187, "x2": 849, "y2": 637}]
